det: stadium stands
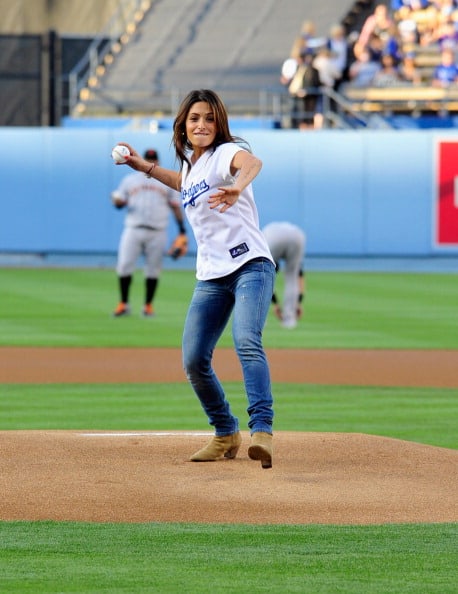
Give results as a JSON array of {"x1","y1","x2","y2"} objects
[
  {"x1": 70, "y1": 0, "x2": 357, "y2": 118},
  {"x1": 6, "y1": 0, "x2": 456, "y2": 129},
  {"x1": 338, "y1": 1, "x2": 458, "y2": 128}
]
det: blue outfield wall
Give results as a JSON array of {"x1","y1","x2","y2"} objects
[{"x1": 1, "y1": 127, "x2": 458, "y2": 257}]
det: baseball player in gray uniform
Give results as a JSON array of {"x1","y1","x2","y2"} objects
[
  {"x1": 262, "y1": 221, "x2": 306, "y2": 328},
  {"x1": 111, "y1": 149, "x2": 187, "y2": 317}
]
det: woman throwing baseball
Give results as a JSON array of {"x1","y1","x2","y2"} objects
[{"x1": 114, "y1": 89, "x2": 275, "y2": 468}]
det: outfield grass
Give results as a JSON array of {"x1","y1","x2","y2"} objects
[
  {"x1": 1, "y1": 267, "x2": 458, "y2": 348},
  {"x1": 1, "y1": 267, "x2": 457, "y2": 593}
]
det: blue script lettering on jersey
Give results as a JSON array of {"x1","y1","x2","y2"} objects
[{"x1": 182, "y1": 179, "x2": 210, "y2": 208}]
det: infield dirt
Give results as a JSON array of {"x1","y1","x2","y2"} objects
[{"x1": 1, "y1": 347, "x2": 457, "y2": 525}]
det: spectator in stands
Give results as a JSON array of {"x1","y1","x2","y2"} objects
[
  {"x1": 434, "y1": 0, "x2": 457, "y2": 19},
  {"x1": 280, "y1": 55, "x2": 299, "y2": 86},
  {"x1": 313, "y1": 47, "x2": 342, "y2": 89},
  {"x1": 287, "y1": 49, "x2": 321, "y2": 129},
  {"x1": 298, "y1": 19, "x2": 327, "y2": 55},
  {"x1": 366, "y1": 32, "x2": 385, "y2": 62},
  {"x1": 398, "y1": 51, "x2": 423, "y2": 83},
  {"x1": 426, "y1": 0, "x2": 457, "y2": 21},
  {"x1": 392, "y1": 0, "x2": 431, "y2": 16},
  {"x1": 372, "y1": 52, "x2": 404, "y2": 86},
  {"x1": 280, "y1": 33, "x2": 306, "y2": 87},
  {"x1": 432, "y1": 47, "x2": 458, "y2": 85},
  {"x1": 326, "y1": 24, "x2": 350, "y2": 86},
  {"x1": 354, "y1": 3, "x2": 395, "y2": 58},
  {"x1": 397, "y1": 2, "x2": 438, "y2": 46},
  {"x1": 347, "y1": 47, "x2": 382, "y2": 87},
  {"x1": 312, "y1": 47, "x2": 342, "y2": 128},
  {"x1": 417, "y1": 5, "x2": 445, "y2": 46},
  {"x1": 396, "y1": 13, "x2": 420, "y2": 45},
  {"x1": 432, "y1": 16, "x2": 458, "y2": 50},
  {"x1": 384, "y1": 22, "x2": 404, "y2": 63},
  {"x1": 300, "y1": 19, "x2": 317, "y2": 46}
]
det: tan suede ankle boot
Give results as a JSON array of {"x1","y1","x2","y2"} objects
[
  {"x1": 190, "y1": 432, "x2": 242, "y2": 462},
  {"x1": 248, "y1": 432, "x2": 273, "y2": 468}
]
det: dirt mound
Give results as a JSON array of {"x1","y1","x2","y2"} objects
[{"x1": 1, "y1": 430, "x2": 456, "y2": 525}]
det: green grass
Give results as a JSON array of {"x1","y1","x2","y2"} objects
[
  {"x1": 1, "y1": 266, "x2": 457, "y2": 593},
  {"x1": 1, "y1": 268, "x2": 458, "y2": 348},
  {"x1": 0, "y1": 522, "x2": 457, "y2": 593},
  {"x1": 1, "y1": 383, "x2": 457, "y2": 449}
]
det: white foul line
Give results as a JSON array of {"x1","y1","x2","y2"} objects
[{"x1": 80, "y1": 432, "x2": 213, "y2": 437}]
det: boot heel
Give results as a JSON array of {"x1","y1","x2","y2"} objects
[
  {"x1": 248, "y1": 432, "x2": 273, "y2": 469},
  {"x1": 224, "y1": 444, "x2": 240, "y2": 459}
]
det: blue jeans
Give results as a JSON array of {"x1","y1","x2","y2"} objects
[{"x1": 182, "y1": 258, "x2": 275, "y2": 437}]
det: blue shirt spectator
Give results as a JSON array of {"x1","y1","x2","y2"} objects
[
  {"x1": 432, "y1": 48, "x2": 458, "y2": 87},
  {"x1": 391, "y1": 0, "x2": 430, "y2": 9}
]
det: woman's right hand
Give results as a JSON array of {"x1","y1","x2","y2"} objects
[{"x1": 115, "y1": 142, "x2": 149, "y2": 173}]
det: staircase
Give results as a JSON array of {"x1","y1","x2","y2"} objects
[{"x1": 70, "y1": 0, "x2": 356, "y2": 117}]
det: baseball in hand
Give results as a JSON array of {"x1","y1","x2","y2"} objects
[{"x1": 111, "y1": 145, "x2": 130, "y2": 163}]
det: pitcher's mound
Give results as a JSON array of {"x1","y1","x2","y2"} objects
[{"x1": 1, "y1": 431, "x2": 457, "y2": 525}]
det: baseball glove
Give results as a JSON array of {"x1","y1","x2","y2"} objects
[{"x1": 168, "y1": 233, "x2": 188, "y2": 259}]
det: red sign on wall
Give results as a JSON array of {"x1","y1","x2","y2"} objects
[{"x1": 436, "y1": 140, "x2": 458, "y2": 246}]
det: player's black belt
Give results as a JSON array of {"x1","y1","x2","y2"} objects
[{"x1": 136, "y1": 225, "x2": 158, "y2": 231}]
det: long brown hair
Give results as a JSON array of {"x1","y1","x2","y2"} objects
[{"x1": 172, "y1": 89, "x2": 249, "y2": 170}]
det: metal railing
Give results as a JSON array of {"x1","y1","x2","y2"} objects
[
  {"x1": 75, "y1": 84, "x2": 288, "y2": 118},
  {"x1": 321, "y1": 86, "x2": 393, "y2": 129},
  {"x1": 65, "y1": 80, "x2": 386, "y2": 130},
  {"x1": 67, "y1": 0, "x2": 152, "y2": 115}
]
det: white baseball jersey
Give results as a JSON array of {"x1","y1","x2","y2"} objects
[
  {"x1": 115, "y1": 171, "x2": 179, "y2": 229},
  {"x1": 181, "y1": 143, "x2": 274, "y2": 280}
]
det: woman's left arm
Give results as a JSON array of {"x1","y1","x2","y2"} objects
[
  {"x1": 208, "y1": 150, "x2": 262, "y2": 213},
  {"x1": 230, "y1": 150, "x2": 262, "y2": 190}
]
